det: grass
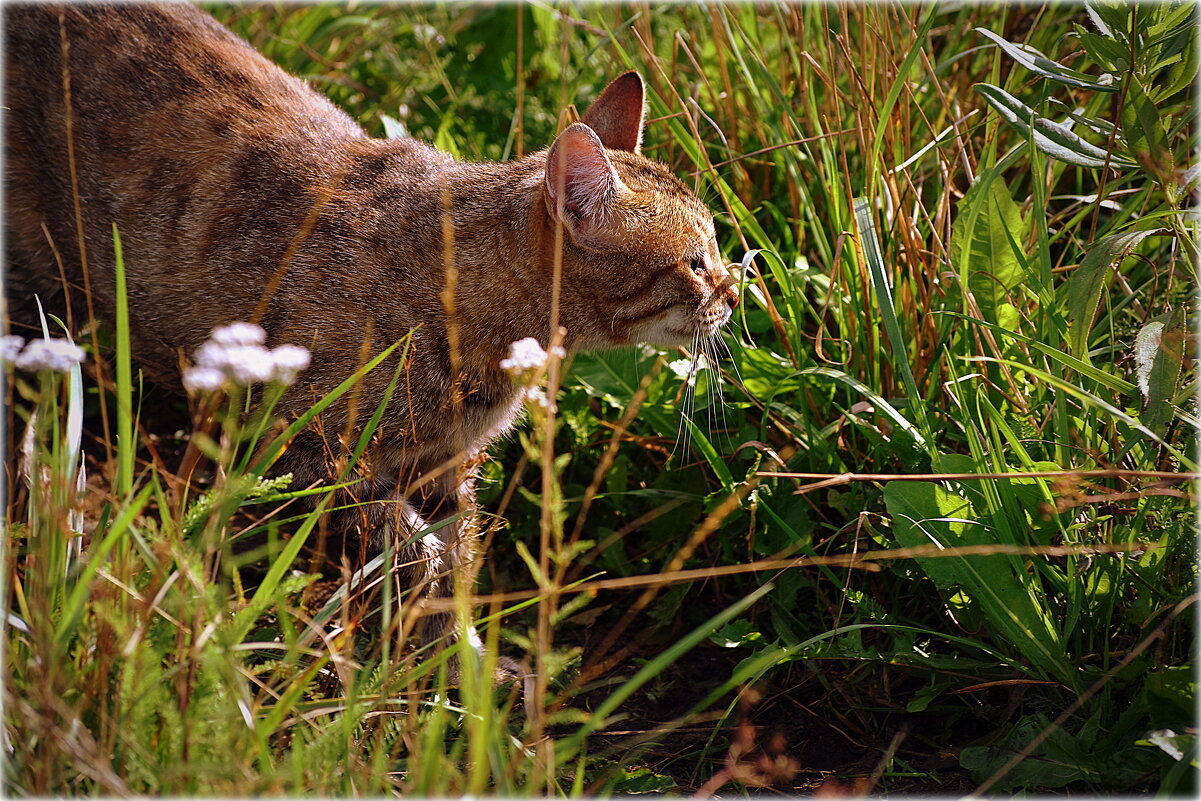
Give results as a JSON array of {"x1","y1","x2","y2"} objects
[{"x1": 5, "y1": 1, "x2": 1197, "y2": 795}]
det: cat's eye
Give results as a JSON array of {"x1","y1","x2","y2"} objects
[{"x1": 690, "y1": 258, "x2": 706, "y2": 277}]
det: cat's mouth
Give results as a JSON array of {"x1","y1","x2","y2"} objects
[
  {"x1": 645, "y1": 303, "x2": 732, "y2": 345},
  {"x1": 696, "y1": 301, "x2": 733, "y2": 333}
]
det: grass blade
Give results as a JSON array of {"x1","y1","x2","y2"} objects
[{"x1": 112, "y1": 224, "x2": 134, "y2": 497}]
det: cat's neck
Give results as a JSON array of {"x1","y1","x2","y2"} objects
[
  {"x1": 330, "y1": 141, "x2": 611, "y2": 388},
  {"x1": 438, "y1": 155, "x2": 598, "y2": 365}
]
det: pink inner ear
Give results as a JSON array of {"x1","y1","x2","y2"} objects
[{"x1": 547, "y1": 124, "x2": 617, "y2": 218}]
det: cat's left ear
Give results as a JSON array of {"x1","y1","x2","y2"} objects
[{"x1": 581, "y1": 71, "x2": 645, "y2": 154}]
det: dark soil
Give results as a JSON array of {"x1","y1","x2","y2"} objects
[{"x1": 561, "y1": 631, "x2": 982, "y2": 796}]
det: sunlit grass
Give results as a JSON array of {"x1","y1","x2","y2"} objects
[{"x1": 6, "y1": 2, "x2": 1195, "y2": 795}]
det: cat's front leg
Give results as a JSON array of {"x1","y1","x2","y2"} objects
[
  {"x1": 275, "y1": 434, "x2": 523, "y2": 687},
  {"x1": 387, "y1": 482, "x2": 526, "y2": 691}
]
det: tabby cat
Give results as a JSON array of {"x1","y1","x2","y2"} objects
[{"x1": 4, "y1": 4, "x2": 738, "y2": 670}]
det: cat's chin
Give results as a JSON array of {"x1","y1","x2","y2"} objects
[
  {"x1": 632, "y1": 304, "x2": 731, "y2": 347},
  {"x1": 638, "y1": 322, "x2": 719, "y2": 348}
]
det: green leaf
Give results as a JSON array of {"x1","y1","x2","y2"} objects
[
  {"x1": 1085, "y1": 0, "x2": 1133, "y2": 41},
  {"x1": 1048, "y1": 96, "x2": 1117, "y2": 137},
  {"x1": 569, "y1": 348, "x2": 655, "y2": 407},
  {"x1": 710, "y1": 619, "x2": 765, "y2": 649},
  {"x1": 1061, "y1": 229, "x2": 1162, "y2": 360},
  {"x1": 1073, "y1": 26, "x2": 1130, "y2": 72},
  {"x1": 975, "y1": 83, "x2": 1136, "y2": 169},
  {"x1": 964, "y1": 713, "x2": 1165, "y2": 792},
  {"x1": 1144, "y1": 666, "x2": 1197, "y2": 729},
  {"x1": 949, "y1": 177, "x2": 1027, "y2": 323},
  {"x1": 1155, "y1": 16, "x2": 1198, "y2": 101},
  {"x1": 612, "y1": 767, "x2": 677, "y2": 795},
  {"x1": 906, "y1": 680, "x2": 946, "y2": 713},
  {"x1": 681, "y1": 417, "x2": 734, "y2": 490},
  {"x1": 972, "y1": 357, "x2": 1192, "y2": 464},
  {"x1": 853, "y1": 198, "x2": 936, "y2": 460},
  {"x1": 937, "y1": 311, "x2": 1136, "y2": 394},
  {"x1": 800, "y1": 366, "x2": 928, "y2": 450},
  {"x1": 976, "y1": 28, "x2": 1120, "y2": 91},
  {"x1": 1120, "y1": 74, "x2": 1173, "y2": 181},
  {"x1": 884, "y1": 480, "x2": 973, "y2": 591},
  {"x1": 1142, "y1": 2, "x2": 1196, "y2": 47},
  {"x1": 884, "y1": 481, "x2": 1070, "y2": 687}
]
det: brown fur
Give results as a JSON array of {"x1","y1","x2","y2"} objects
[{"x1": 4, "y1": 4, "x2": 736, "y2": 655}]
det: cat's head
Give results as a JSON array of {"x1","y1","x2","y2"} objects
[{"x1": 543, "y1": 72, "x2": 738, "y2": 349}]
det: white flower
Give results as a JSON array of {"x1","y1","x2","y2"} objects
[
  {"x1": 194, "y1": 340, "x2": 230, "y2": 370},
  {"x1": 525, "y1": 386, "x2": 552, "y2": 409},
  {"x1": 209, "y1": 322, "x2": 267, "y2": 347},
  {"x1": 0, "y1": 335, "x2": 26, "y2": 364},
  {"x1": 499, "y1": 337, "x2": 565, "y2": 375},
  {"x1": 668, "y1": 355, "x2": 709, "y2": 379},
  {"x1": 269, "y1": 344, "x2": 311, "y2": 384},
  {"x1": 14, "y1": 338, "x2": 86, "y2": 373},
  {"x1": 186, "y1": 322, "x2": 311, "y2": 391},
  {"x1": 182, "y1": 366, "x2": 226, "y2": 393},
  {"x1": 224, "y1": 345, "x2": 276, "y2": 385}
]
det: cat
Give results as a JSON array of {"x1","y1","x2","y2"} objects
[{"x1": 4, "y1": 4, "x2": 738, "y2": 675}]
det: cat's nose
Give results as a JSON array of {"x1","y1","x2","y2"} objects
[{"x1": 721, "y1": 266, "x2": 739, "y2": 309}]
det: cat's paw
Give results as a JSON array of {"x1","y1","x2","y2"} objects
[
  {"x1": 493, "y1": 656, "x2": 534, "y2": 704},
  {"x1": 298, "y1": 578, "x2": 341, "y2": 616}
]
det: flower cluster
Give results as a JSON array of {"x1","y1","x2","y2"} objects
[
  {"x1": 500, "y1": 337, "x2": 565, "y2": 411},
  {"x1": 183, "y1": 322, "x2": 311, "y2": 393},
  {"x1": 499, "y1": 337, "x2": 564, "y2": 376},
  {"x1": 1, "y1": 335, "x2": 87, "y2": 373},
  {"x1": 524, "y1": 386, "x2": 551, "y2": 409}
]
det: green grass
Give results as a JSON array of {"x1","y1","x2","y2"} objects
[{"x1": 6, "y1": 1, "x2": 1197, "y2": 795}]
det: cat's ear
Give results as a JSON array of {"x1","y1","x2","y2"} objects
[
  {"x1": 545, "y1": 123, "x2": 624, "y2": 248},
  {"x1": 581, "y1": 71, "x2": 645, "y2": 154}
]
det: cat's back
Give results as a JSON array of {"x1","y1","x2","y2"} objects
[
  {"x1": 6, "y1": 4, "x2": 364, "y2": 148},
  {"x1": 4, "y1": 4, "x2": 442, "y2": 374}
]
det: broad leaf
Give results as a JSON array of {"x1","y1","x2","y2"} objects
[
  {"x1": 1062, "y1": 229, "x2": 1162, "y2": 360},
  {"x1": 976, "y1": 28, "x2": 1119, "y2": 91},
  {"x1": 1120, "y1": 74, "x2": 1173, "y2": 182},
  {"x1": 884, "y1": 480, "x2": 1070, "y2": 687},
  {"x1": 1073, "y1": 26, "x2": 1130, "y2": 72},
  {"x1": 975, "y1": 83, "x2": 1136, "y2": 169},
  {"x1": 1135, "y1": 311, "x2": 1186, "y2": 438},
  {"x1": 1085, "y1": 0, "x2": 1133, "y2": 41},
  {"x1": 949, "y1": 177, "x2": 1026, "y2": 325}
]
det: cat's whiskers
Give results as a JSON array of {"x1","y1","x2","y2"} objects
[
  {"x1": 702, "y1": 334, "x2": 725, "y2": 441},
  {"x1": 714, "y1": 331, "x2": 744, "y2": 388},
  {"x1": 707, "y1": 336, "x2": 725, "y2": 444},
  {"x1": 671, "y1": 328, "x2": 704, "y2": 461},
  {"x1": 680, "y1": 331, "x2": 701, "y2": 458}
]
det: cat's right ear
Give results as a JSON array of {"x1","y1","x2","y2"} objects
[
  {"x1": 581, "y1": 71, "x2": 646, "y2": 154},
  {"x1": 545, "y1": 123, "x2": 624, "y2": 249}
]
